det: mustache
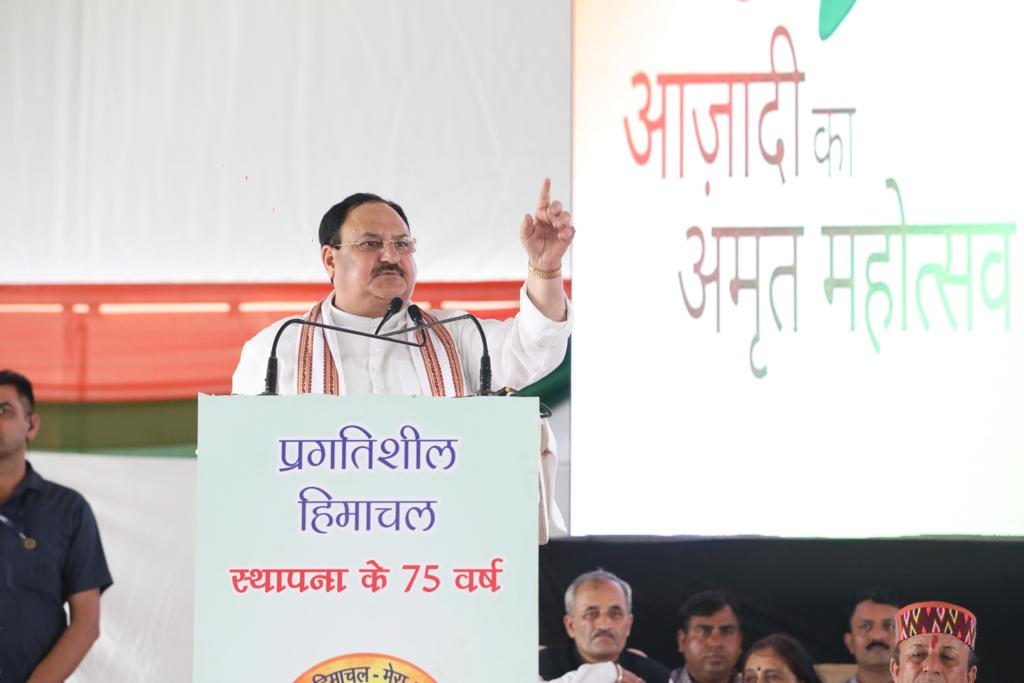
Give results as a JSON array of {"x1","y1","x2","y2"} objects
[
  {"x1": 372, "y1": 263, "x2": 405, "y2": 277},
  {"x1": 867, "y1": 640, "x2": 892, "y2": 651},
  {"x1": 591, "y1": 629, "x2": 616, "y2": 641}
]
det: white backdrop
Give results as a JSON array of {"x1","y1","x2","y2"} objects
[
  {"x1": 0, "y1": 0, "x2": 570, "y2": 284},
  {"x1": 31, "y1": 452, "x2": 197, "y2": 683},
  {"x1": 571, "y1": 0, "x2": 1024, "y2": 537}
]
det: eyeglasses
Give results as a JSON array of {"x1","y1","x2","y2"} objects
[{"x1": 331, "y1": 237, "x2": 417, "y2": 254}]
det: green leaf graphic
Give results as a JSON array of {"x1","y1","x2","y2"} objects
[{"x1": 819, "y1": 0, "x2": 857, "y2": 40}]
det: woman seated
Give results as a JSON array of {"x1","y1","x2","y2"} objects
[{"x1": 742, "y1": 633, "x2": 823, "y2": 683}]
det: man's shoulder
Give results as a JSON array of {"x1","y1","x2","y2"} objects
[
  {"x1": 417, "y1": 307, "x2": 483, "y2": 336},
  {"x1": 539, "y1": 645, "x2": 670, "y2": 683},
  {"x1": 27, "y1": 466, "x2": 90, "y2": 509},
  {"x1": 244, "y1": 313, "x2": 310, "y2": 347},
  {"x1": 619, "y1": 649, "x2": 672, "y2": 679},
  {"x1": 669, "y1": 666, "x2": 741, "y2": 683},
  {"x1": 539, "y1": 643, "x2": 579, "y2": 677},
  {"x1": 539, "y1": 642, "x2": 576, "y2": 663},
  {"x1": 420, "y1": 306, "x2": 463, "y2": 320},
  {"x1": 233, "y1": 313, "x2": 312, "y2": 394}
]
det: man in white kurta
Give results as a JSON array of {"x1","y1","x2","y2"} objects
[
  {"x1": 230, "y1": 180, "x2": 574, "y2": 540},
  {"x1": 231, "y1": 283, "x2": 571, "y2": 397},
  {"x1": 231, "y1": 178, "x2": 574, "y2": 396}
]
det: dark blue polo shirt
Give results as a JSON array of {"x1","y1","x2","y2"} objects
[{"x1": 0, "y1": 461, "x2": 113, "y2": 682}]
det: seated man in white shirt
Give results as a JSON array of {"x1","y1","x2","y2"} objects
[
  {"x1": 540, "y1": 570, "x2": 672, "y2": 683},
  {"x1": 232, "y1": 179, "x2": 573, "y2": 397}
]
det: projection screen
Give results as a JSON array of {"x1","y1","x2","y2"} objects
[{"x1": 570, "y1": 0, "x2": 1024, "y2": 537}]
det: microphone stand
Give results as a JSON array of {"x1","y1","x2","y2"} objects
[
  {"x1": 380, "y1": 312, "x2": 492, "y2": 396},
  {"x1": 261, "y1": 318, "x2": 424, "y2": 395}
]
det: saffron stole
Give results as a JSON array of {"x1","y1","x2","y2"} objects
[{"x1": 297, "y1": 300, "x2": 467, "y2": 397}]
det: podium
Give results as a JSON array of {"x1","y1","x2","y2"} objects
[{"x1": 194, "y1": 394, "x2": 539, "y2": 682}]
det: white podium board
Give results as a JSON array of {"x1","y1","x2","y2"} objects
[{"x1": 195, "y1": 394, "x2": 539, "y2": 682}]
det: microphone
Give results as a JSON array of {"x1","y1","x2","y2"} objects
[
  {"x1": 374, "y1": 297, "x2": 404, "y2": 335},
  {"x1": 395, "y1": 308, "x2": 549, "y2": 414},
  {"x1": 261, "y1": 316, "x2": 424, "y2": 395},
  {"x1": 388, "y1": 305, "x2": 493, "y2": 396},
  {"x1": 407, "y1": 304, "x2": 425, "y2": 324}
]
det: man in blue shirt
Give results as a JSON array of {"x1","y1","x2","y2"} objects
[{"x1": 0, "y1": 370, "x2": 113, "y2": 683}]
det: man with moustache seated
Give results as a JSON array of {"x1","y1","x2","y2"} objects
[
  {"x1": 841, "y1": 588, "x2": 899, "y2": 683},
  {"x1": 540, "y1": 569, "x2": 671, "y2": 683},
  {"x1": 670, "y1": 590, "x2": 743, "y2": 683}
]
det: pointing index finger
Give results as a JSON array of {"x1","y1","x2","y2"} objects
[{"x1": 536, "y1": 178, "x2": 551, "y2": 213}]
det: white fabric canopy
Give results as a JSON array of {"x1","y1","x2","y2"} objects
[{"x1": 0, "y1": 0, "x2": 570, "y2": 284}]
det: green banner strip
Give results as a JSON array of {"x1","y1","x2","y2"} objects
[{"x1": 33, "y1": 399, "x2": 198, "y2": 457}]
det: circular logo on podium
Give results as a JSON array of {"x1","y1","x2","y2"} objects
[{"x1": 293, "y1": 652, "x2": 437, "y2": 683}]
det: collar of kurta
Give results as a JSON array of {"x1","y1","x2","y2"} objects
[{"x1": 296, "y1": 296, "x2": 467, "y2": 397}]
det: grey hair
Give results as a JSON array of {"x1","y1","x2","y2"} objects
[{"x1": 563, "y1": 569, "x2": 633, "y2": 615}]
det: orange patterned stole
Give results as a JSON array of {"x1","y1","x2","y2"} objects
[{"x1": 296, "y1": 300, "x2": 466, "y2": 397}]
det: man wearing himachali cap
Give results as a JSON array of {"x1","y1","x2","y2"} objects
[{"x1": 890, "y1": 601, "x2": 978, "y2": 683}]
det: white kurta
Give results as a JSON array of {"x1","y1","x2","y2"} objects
[
  {"x1": 231, "y1": 284, "x2": 571, "y2": 396},
  {"x1": 541, "y1": 662, "x2": 619, "y2": 683},
  {"x1": 230, "y1": 283, "x2": 571, "y2": 541}
]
